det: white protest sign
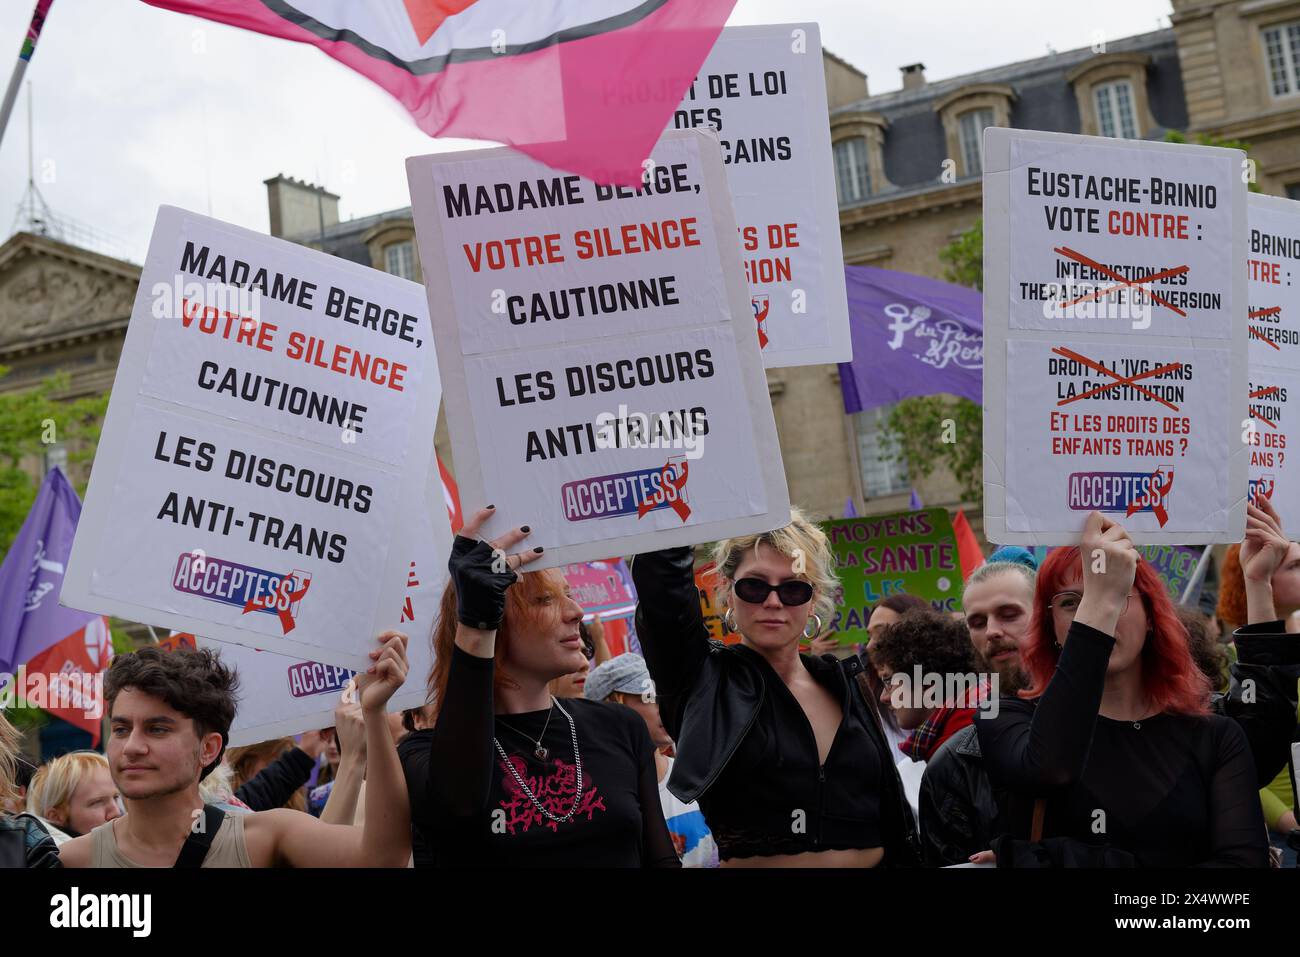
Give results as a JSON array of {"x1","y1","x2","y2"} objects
[
  {"x1": 983, "y1": 129, "x2": 1247, "y2": 544},
  {"x1": 406, "y1": 128, "x2": 789, "y2": 568},
  {"x1": 1245, "y1": 193, "x2": 1300, "y2": 516},
  {"x1": 667, "y1": 23, "x2": 849, "y2": 367},
  {"x1": 62, "y1": 207, "x2": 439, "y2": 670},
  {"x1": 205, "y1": 479, "x2": 451, "y2": 747}
]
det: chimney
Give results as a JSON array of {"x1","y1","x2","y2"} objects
[
  {"x1": 900, "y1": 62, "x2": 926, "y2": 91},
  {"x1": 263, "y1": 174, "x2": 340, "y2": 240}
]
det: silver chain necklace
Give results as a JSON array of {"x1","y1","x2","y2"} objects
[
  {"x1": 493, "y1": 696, "x2": 584, "y2": 824},
  {"x1": 496, "y1": 702, "x2": 556, "y2": 760}
]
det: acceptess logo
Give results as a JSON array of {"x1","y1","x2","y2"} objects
[
  {"x1": 560, "y1": 458, "x2": 690, "y2": 522},
  {"x1": 1067, "y1": 466, "x2": 1175, "y2": 526},
  {"x1": 49, "y1": 887, "x2": 151, "y2": 937},
  {"x1": 171, "y1": 552, "x2": 311, "y2": 634}
]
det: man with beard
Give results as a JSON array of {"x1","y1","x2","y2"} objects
[{"x1": 918, "y1": 561, "x2": 1035, "y2": 866}]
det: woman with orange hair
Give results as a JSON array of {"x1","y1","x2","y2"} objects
[
  {"x1": 976, "y1": 510, "x2": 1268, "y2": 866},
  {"x1": 398, "y1": 506, "x2": 679, "y2": 868}
]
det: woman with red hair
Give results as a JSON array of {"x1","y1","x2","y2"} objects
[
  {"x1": 398, "y1": 506, "x2": 679, "y2": 868},
  {"x1": 976, "y1": 511, "x2": 1268, "y2": 866}
]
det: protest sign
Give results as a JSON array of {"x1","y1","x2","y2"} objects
[
  {"x1": 695, "y1": 561, "x2": 729, "y2": 644},
  {"x1": 406, "y1": 128, "x2": 789, "y2": 569},
  {"x1": 200, "y1": 479, "x2": 451, "y2": 746},
  {"x1": 1135, "y1": 544, "x2": 1202, "y2": 603},
  {"x1": 667, "y1": 23, "x2": 850, "y2": 367},
  {"x1": 561, "y1": 560, "x2": 637, "y2": 621},
  {"x1": 1246, "y1": 193, "x2": 1300, "y2": 514},
  {"x1": 983, "y1": 129, "x2": 1247, "y2": 544},
  {"x1": 823, "y1": 510, "x2": 963, "y2": 645},
  {"x1": 62, "y1": 207, "x2": 440, "y2": 670}
]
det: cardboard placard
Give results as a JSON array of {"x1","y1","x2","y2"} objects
[
  {"x1": 983, "y1": 129, "x2": 1247, "y2": 544},
  {"x1": 62, "y1": 207, "x2": 440, "y2": 670},
  {"x1": 823, "y1": 510, "x2": 963, "y2": 645},
  {"x1": 1245, "y1": 193, "x2": 1300, "y2": 514},
  {"x1": 204, "y1": 480, "x2": 451, "y2": 747},
  {"x1": 406, "y1": 129, "x2": 789, "y2": 568},
  {"x1": 668, "y1": 23, "x2": 850, "y2": 367}
]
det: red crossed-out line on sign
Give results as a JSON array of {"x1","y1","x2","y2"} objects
[
  {"x1": 1054, "y1": 246, "x2": 1190, "y2": 317},
  {"x1": 242, "y1": 577, "x2": 311, "y2": 634},
  {"x1": 636, "y1": 461, "x2": 691, "y2": 522},
  {"x1": 1248, "y1": 307, "x2": 1282, "y2": 351},
  {"x1": 1249, "y1": 385, "x2": 1280, "y2": 429},
  {"x1": 1052, "y1": 346, "x2": 1184, "y2": 412}
]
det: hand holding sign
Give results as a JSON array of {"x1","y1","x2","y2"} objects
[
  {"x1": 1075, "y1": 511, "x2": 1138, "y2": 637},
  {"x1": 334, "y1": 680, "x2": 367, "y2": 763},
  {"x1": 358, "y1": 630, "x2": 409, "y2": 714},
  {"x1": 1242, "y1": 497, "x2": 1290, "y2": 585},
  {"x1": 449, "y1": 506, "x2": 545, "y2": 632}
]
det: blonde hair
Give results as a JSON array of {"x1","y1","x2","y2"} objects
[
  {"x1": 26, "y1": 751, "x2": 110, "y2": 819},
  {"x1": 711, "y1": 507, "x2": 839, "y2": 630},
  {"x1": 0, "y1": 712, "x2": 21, "y2": 807}
]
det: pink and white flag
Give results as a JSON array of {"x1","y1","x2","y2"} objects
[{"x1": 141, "y1": 0, "x2": 736, "y2": 184}]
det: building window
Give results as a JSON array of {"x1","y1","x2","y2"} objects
[
  {"x1": 1287, "y1": 183, "x2": 1300, "y2": 201},
  {"x1": 384, "y1": 241, "x2": 415, "y2": 280},
  {"x1": 855, "y1": 405, "x2": 910, "y2": 497},
  {"x1": 1263, "y1": 22, "x2": 1300, "y2": 97},
  {"x1": 1094, "y1": 80, "x2": 1138, "y2": 139},
  {"x1": 958, "y1": 108, "x2": 993, "y2": 176},
  {"x1": 833, "y1": 138, "x2": 871, "y2": 205}
]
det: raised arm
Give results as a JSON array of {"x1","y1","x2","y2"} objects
[
  {"x1": 272, "y1": 631, "x2": 412, "y2": 867},
  {"x1": 630, "y1": 547, "x2": 712, "y2": 740},
  {"x1": 977, "y1": 512, "x2": 1132, "y2": 790},
  {"x1": 319, "y1": 684, "x2": 366, "y2": 826},
  {"x1": 402, "y1": 507, "x2": 542, "y2": 826}
]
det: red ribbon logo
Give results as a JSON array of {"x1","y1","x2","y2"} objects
[
  {"x1": 242, "y1": 575, "x2": 311, "y2": 634},
  {"x1": 637, "y1": 461, "x2": 691, "y2": 522},
  {"x1": 752, "y1": 296, "x2": 770, "y2": 349},
  {"x1": 1126, "y1": 468, "x2": 1174, "y2": 527}
]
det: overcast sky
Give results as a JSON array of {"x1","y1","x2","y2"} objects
[{"x1": 0, "y1": 0, "x2": 1174, "y2": 263}]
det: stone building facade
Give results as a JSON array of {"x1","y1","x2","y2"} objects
[{"x1": 7, "y1": 2, "x2": 1300, "y2": 539}]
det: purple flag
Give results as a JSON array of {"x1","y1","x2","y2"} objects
[
  {"x1": 0, "y1": 468, "x2": 101, "y2": 674},
  {"x1": 837, "y1": 265, "x2": 982, "y2": 414},
  {"x1": 844, "y1": 497, "x2": 858, "y2": 519},
  {"x1": 909, "y1": 488, "x2": 924, "y2": 511}
]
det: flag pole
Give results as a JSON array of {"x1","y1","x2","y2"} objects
[{"x1": 0, "y1": 1, "x2": 53, "y2": 152}]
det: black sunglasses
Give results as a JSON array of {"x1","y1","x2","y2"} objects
[{"x1": 733, "y1": 577, "x2": 814, "y2": 606}]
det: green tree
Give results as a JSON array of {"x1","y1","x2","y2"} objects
[
  {"x1": 1163, "y1": 130, "x2": 1261, "y2": 192},
  {"x1": 878, "y1": 219, "x2": 984, "y2": 508},
  {"x1": 0, "y1": 366, "x2": 109, "y2": 553}
]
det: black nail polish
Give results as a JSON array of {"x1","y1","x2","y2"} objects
[
  {"x1": 486, "y1": 504, "x2": 495, "y2": 510},
  {"x1": 534, "y1": 546, "x2": 544, "y2": 553},
  {"x1": 521, "y1": 525, "x2": 531, "y2": 533}
]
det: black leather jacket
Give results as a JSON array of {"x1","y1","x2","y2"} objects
[
  {"x1": 918, "y1": 724, "x2": 998, "y2": 866},
  {"x1": 631, "y1": 546, "x2": 921, "y2": 866},
  {"x1": 0, "y1": 814, "x2": 61, "y2": 869},
  {"x1": 917, "y1": 621, "x2": 1300, "y2": 866}
]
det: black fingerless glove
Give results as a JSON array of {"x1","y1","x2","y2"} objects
[{"x1": 448, "y1": 535, "x2": 517, "y2": 630}]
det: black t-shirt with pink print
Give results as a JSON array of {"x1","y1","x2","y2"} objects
[{"x1": 398, "y1": 645, "x2": 680, "y2": 867}]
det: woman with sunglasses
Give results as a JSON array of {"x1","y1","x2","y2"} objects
[
  {"x1": 398, "y1": 506, "x2": 680, "y2": 867},
  {"x1": 630, "y1": 509, "x2": 920, "y2": 867},
  {"x1": 975, "y1": 510, "x2": 1268, "y2": 866}
]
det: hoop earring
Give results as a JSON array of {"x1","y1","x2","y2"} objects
[
  {"x1": 804, "y1": 614, "x2": 823, "y2": 639},
  {"x1": 722, "y1": 607, "x2": 736, "y2": 634}
]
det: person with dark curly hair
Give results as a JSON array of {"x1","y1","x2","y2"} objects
[
  {"x1": 58, "y1": 639, "x2": 413, "y2": 868},
  {"x1": 867, "y1": 609, "x2": 982, "y2": 763}
]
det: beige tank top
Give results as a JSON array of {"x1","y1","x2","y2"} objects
[{"x1": 90, "y1": 812, "x2": 252, "y2": 868}]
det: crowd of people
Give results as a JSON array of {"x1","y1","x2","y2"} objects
[{"x1": 2, "y1": 499, "x2": 1298, "y2": 869}]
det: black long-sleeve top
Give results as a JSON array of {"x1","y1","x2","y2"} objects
[
  {"x1": 398, "y1": 645, "x2": 680, "y2": 867},
  {"x1": 976, "y1": 620, "x2": 1268, "y2": 867},
  {"x1": 233, "y1": 746, "x2": 315, "y2": 812}
]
